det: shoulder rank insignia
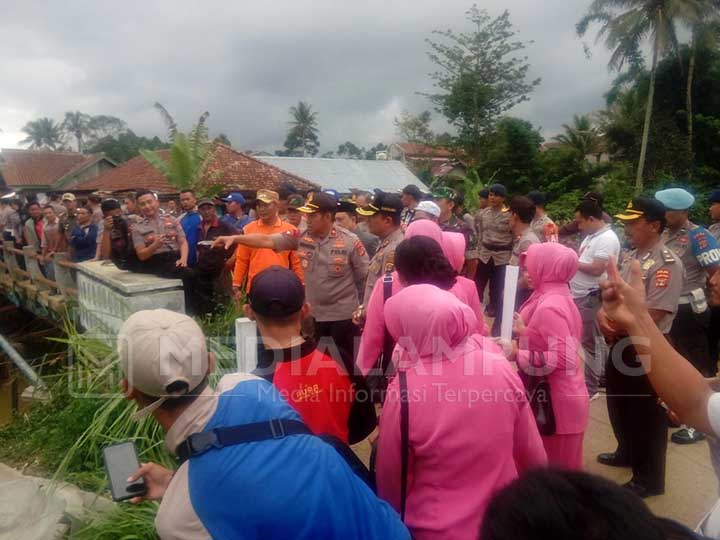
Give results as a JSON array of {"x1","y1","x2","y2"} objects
[{"x1": 661, "y1": 248, "x2": 676, "y2": 263}]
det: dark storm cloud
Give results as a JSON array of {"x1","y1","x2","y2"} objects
[{"x1": 0, "y1": 0, "x2": 615, "y2": 151}]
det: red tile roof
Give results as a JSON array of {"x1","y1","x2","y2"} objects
[
  {"x1": 396, "y1": 143, "x2": 455, "y2": 158},
  {"x1": 75, "y1": 144, "x2": 319, "y2": 194},
  {"x1": 0, "y1": 148, "x2": 103, "y2": 188}
]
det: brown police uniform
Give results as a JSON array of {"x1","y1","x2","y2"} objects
[
  {"x1": 131, "y1": 215, "x2": 186, "y2": 255},
  {"x1": 606, "y1": 241, "x2": 683, "y2": 493},
  {"x1": 474, "y1": 206, "x2": 512, "y2": 333},
  {"x1": 439, "y1": 214, "x2": 478, "y2": 261},
  {"x1": 531, "y1": 213, "x2": 556, "y2": 243},
  {"x1": 363, "y1": 227, "x2": 404, "y2": 306}
]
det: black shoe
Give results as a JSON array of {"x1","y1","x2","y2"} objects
[
  {"x1": 622, "y1": 480, "x2": 664, "y2": 498},
  {"x1": 597, "y1": 452, "x2": 630, "y2": 467},
  {"x1": 671, "y1": 427, "x2": 706, "y2": 445}
]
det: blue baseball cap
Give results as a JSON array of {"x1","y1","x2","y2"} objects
[
  {"x1": 221, "y1": 192, "x2": 246, "y2": 205},
  {"x1": 655, "y1": 188, "x2": 695, "y2": 211}
]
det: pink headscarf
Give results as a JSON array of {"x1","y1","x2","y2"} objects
[
  {"x1": 520, "y1": 242, "x2": 579, "y2": 347},
  {"x1": 405, "y1": 220, "x2": 449, "y2": 259},
  {"x1": 442, "y1": 232, "x2": 466, "y2": 273},
  {"x1": 385, "y1": 284, "x2": 477, "y2": 366}
]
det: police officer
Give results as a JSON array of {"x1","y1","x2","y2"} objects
[
  {"x1": 597, "y1": 198, "x2": 683, "y2": 498},
  {"x1": 434, "y1": 186, "x2": 478, "y2": 277},
  {"x1": 354, "y1": 191, "x2": 404, "y2": 321},
  {"x1": 295, "y1": 192, "x2": 369, "y2": 373},
  {"x1": 475, "y1": 183, "x2": 512, "y2": 330},
  {"x1": 655, "y1": 188, "x2": 720, "y2": 444}
]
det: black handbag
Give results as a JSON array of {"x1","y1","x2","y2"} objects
[{"x1": 524, "y1": 351, "x2": 556, "y2": 436}]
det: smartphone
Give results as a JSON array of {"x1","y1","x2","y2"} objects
[{"x1": 102, "y1": 441, "x2": 147, "y2": 502}]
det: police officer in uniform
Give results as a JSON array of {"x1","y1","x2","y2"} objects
[
  {"x1": 655, "y1": 188, "x2": 720, "y2": 444},
  {"x1": 434, "y1": 186, "x2": 478, "y2": 277},
  {"x1": 597, "y1": 198, "x2": 683, "y2": 498},
  {"x1": 475, "y1": 183, "x2": 512, "y2": 330},
  {"x1": 295, "y1": 192, "x2": 369, "y2": 373},
  {"x1": 354, "y1": 191, "x2": 404, "y2": 322}
]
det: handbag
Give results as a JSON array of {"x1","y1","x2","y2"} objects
[{"x1": 524, "y1": 350, "x2": 556, "y2": 436}]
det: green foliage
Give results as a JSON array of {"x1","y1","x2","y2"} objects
[
  {"x1": 19, "y1": 117, "x2": 66, "y2": 150},
  {"x1": 394, "y1": 110, "x2": 434, "y2": 144},
  {"x1": 423, "y1": 5, "x2": 540, "y2": 163},
  {"x1": 86, "y1": 131, "x2": 168, "y2": 164},
  {"x1": 141, "y1": 104, "x2": 221, "y2": 198},
  {"x1": 336, "y1": 141, "x2": 365, "y2": 160},
  {"x1": 283, "y1": 101, "x2": 320, "y2": 157},
  {"x1": 553, "y1": 114, "x2": 603, "y2": 160},
  {"x1": 62, "y1": 111, "x2": 92, "y2": 153},
  {"x1": 72, "y1": 503, "x2": 159, "y2": 540}
]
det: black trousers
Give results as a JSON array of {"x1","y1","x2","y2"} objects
[
  {"x1": 136, "y1": 253, "x2": 197, "y2": 314},
  {"x1": 670, "y1": 304, "x2": 713, "y2": 377},
  {"x1": 606, "y1": 341, "x2": 667, "y2": 491},
  {"x1": 475, "y1": 259, "x2": 507, "y2": 336},
  {"x1": 314, "y1": 319, "x2": 361, "y2": 377}
]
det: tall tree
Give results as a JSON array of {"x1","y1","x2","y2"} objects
[
  {"x1": 336, "y1": 141, "x2": 365, "y2": 159},
  {"x1": 394, "y1": 110, "x2": 434, "y2": 144},
  {"x1": 86, "y1": 131, "x2": 168, "y2": 163},
  {"x1": 62, "y1": 111, "x2": 92, "y2": 152},
  {"x1": 685, "y1": 4, "x2": 720, "y2": 175},
  {"x1": 423, "y1": 6, "x2": 540, "y2": 163},
  {"x1": 284, "y1": 101, "x2": 319, "y2": 157},
  {"x1": 577, "y1": 0, "x2": 703, "y2": 192},
  {"x1": 553, "y1": 114, "x2": 602, "y2": 162},
  {"x1": 19, "y1": 118, "x2": 65, "y2": 150}
]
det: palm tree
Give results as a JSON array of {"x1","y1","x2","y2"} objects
[
  {"x1": 62, "y1": 111, "x2": 92, "y2": 153},
  {"x1": 19, "y1": 118, "x2": 65, "y2": 150},
  {"x1": 578, "y1": 0, "x2": 704, "y2": 192},
  {"x1": 554, "y1": 114, "x2": 602, "y2": 161},
  {"x1": 286, "y1": 101, "x2": 319, "y2": 157},
  {"x1": 685, "y1": 3, "x2": 720, "y2": 175}
]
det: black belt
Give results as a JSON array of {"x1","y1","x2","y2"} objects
[{"x1": 483, "y1": 242, "x2": 512, "y2": 251}]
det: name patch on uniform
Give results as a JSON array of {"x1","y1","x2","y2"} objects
[{"x1": 655, "y1": 269, "x2": 671, "y2": 288}]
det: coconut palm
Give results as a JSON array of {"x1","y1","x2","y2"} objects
[
  {"x1": 285, "y1": 101, "x2": 319, "y2": 157},
  {"x1": 578, "y1": 0, "x2": 704, "y2": 192},
  {"x1": 19, "y1": 117, "x2": 65, "y2": 150},
  {"x1": 554, "y1": 114, "x2": 602, "y2": 161},
  {"x1": 62, "y1": 111, "x2": 92, "y2": 153}
]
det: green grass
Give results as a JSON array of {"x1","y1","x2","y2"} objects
[{"x1": 0, "y1": 305, "x2": 240, "y2": 538}]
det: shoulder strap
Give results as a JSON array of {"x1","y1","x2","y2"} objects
[
  {"x1": 399, "y1": 370, "x2": 409, "y2": 521},
  {"x1": 176, "y1": 419, "x2": 310, "y2": 465},
  {"x1": 176, "y1": 419, "x2": 375, "y2": 491},
  {"x1": 381, "y1": 271, "x2": 395, "y2": 371}
]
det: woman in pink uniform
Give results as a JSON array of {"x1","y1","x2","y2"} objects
[
  {"x1": 357, "y1": 221, "x2": 486, "y2": 375},
  {"x1": 505, "y1": 242, "x2": 589, "y2": 469},
  {"x1": 376, "y1": 284, "x2": 547, "y2": 540}
]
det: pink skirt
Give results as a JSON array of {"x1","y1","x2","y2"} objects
[{"x1": 541, "y1": 433, "x2": 584, "y2": 470}]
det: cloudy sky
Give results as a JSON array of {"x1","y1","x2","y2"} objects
[{"x1": 0, "y1": 0, "x2": 616, "y2": 155}]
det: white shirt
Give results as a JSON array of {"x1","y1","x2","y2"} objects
[{"x1": 570, "y1": 225, "x2": 621, "y2": 298}]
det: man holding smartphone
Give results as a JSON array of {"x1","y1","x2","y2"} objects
[{"x1": 119, "y1": 309, "x2": 409, "y2": 540}]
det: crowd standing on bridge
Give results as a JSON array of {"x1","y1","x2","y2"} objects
[{"x1": 5, "y1": 181, "x2": 720, "y2": 538}]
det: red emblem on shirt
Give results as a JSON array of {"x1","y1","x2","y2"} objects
[
  {"x1": 655, "y1": 269, "x2": 670, "y2": 288},
  {"x1": 354, "y1": 240, "x2": 366, "y2": 257}
]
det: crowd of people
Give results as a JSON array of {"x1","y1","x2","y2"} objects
[{"x1": 5, "y1": 179, "x2": 720, "y2": 538}]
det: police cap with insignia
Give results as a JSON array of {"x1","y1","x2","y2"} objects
[
  {"x1": 298, "y1": 192, "x2": 339, "y2": 214},
  {"x1": 337, "y1": 198, "x2": 357, "y2": 214},
  {"x1": 615, "y1": 197, "x2": 667, "y2": 224},
  {"x1": 654, "y1": 187, "x2": 695, "y2": 211},
  {"x1": 356, "y1": 191, "x2": 403, "y2": 217}
]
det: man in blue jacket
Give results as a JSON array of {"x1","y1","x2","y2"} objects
[{"x1": 120, "y1": 308, "x2": 409, "y2": 540}]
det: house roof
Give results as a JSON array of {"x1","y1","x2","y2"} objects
[
  {"x1": 74, "y1": 144, "x2": 319, "y2": 194},
  {"x1": 257, "y1": 157, "x2": 427, "y2": 194},
  {"x1": 394, "y1": 143, "x2": 455, "y2": 159},
  {"x1": 0, "y1": 148, "x2": 107, "y2": 189}
]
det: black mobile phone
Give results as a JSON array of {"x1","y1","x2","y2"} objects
[{"x1": 102, "y1": 441, "x2": 147, "y2": 502}]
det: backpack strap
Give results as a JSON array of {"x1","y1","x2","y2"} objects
[
  {"x1": 399, "y1": 370, "x2": 409, "y2": 521},
  {"x1": 176, "y1": 419, "x2": 310, "y2": 465},
  {"x1": 176, "y1": 419, "x2": 375, "y2": 491}
]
